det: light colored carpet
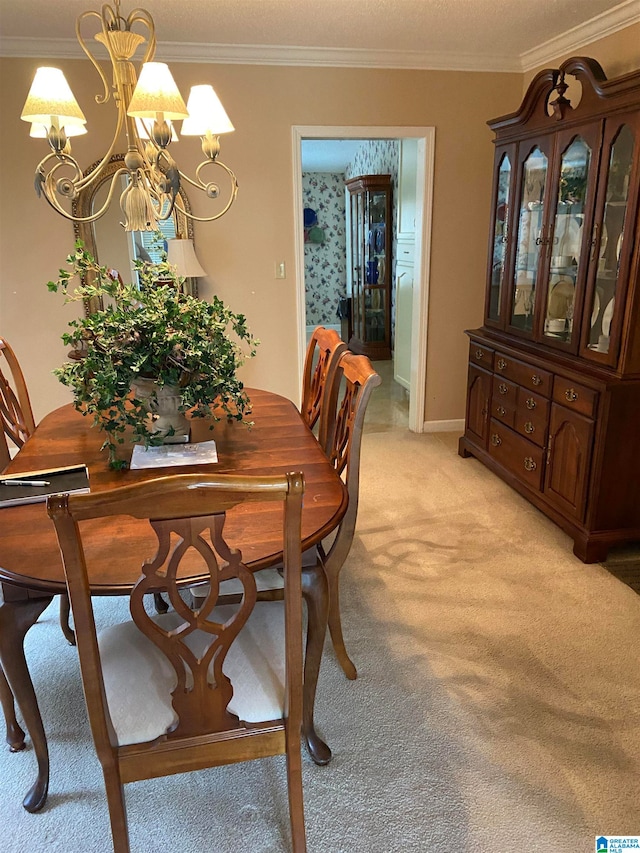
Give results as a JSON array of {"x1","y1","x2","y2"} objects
[{"x1": 2, "y1": 424, "x2": 639, "y2": 852}]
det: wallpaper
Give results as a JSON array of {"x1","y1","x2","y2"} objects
[
  {"x1": 303, "y1": 140, "x2": 400, "y2": 335},
  {"x1": 302, "y1": 172, "x2": 348, "y2": 327}
]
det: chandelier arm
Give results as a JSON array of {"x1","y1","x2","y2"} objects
[
  {"x1": 177, "y1": 159, "x2": 239, "y2": 196},
  {"x1": 42, "y1": 165, "x2": 128, "y2": 223},
  {"x1": 75, "y1": 107, "x2": 127, "y2": 194},
  {"x1": 173, "y1": 170, "x2": 238, "y2": 223},
  {"x1": 124, "y1": 8, "x2": 157, "y2": 61},
  {"x1": 76, "y1": 10, "x2": 112, "y2": 105}
]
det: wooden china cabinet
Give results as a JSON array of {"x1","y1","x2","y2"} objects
[
  {"x1": 459, "y1": 57, "x2": 640, "y2": 563},
  {"x1": 346, "y1": 174, "x2": 392, "y2": 359}
]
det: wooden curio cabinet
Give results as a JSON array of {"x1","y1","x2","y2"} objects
[
  {"x1": 346, "y1": 174, "x2": 392, "y2": 359},
  {"x1": 460, "y1": 57, "x2": 640, "y2": 562}
]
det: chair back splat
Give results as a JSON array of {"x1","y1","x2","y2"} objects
[
  {"x1": 301, "y1": 326, "x2": 347, "y2": 433},
  {"x1": 0, "y1": 337, "x2": 36, "y2": 469},
  {"x1": 48, "y1": 472, "x2": 307, "y2": 853},
  {"x1": 318, "y1": 352, "x2": 381, "y2": 679}
]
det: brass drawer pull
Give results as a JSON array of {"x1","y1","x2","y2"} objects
[
  {"x1": 498, "y1": 383, "x2": 509, "y2": 395},
  {"x1": 524, "y1": 457, "x2": 537, "y2": 472},
  {"x1": 491, "y1": 433, "x2": 502, "y2": 447},
  {"x1": 497, "y1": 358, "x2": 507, "y2": 371},
  {"x1": 475, "y1": 348, "x2": 485, "y2": 359},
  {"x1": 524, "y1": 421, "x2": 535, "y2": 434},
  {"x1": 525, "y1": 397, "x2": 536, "y2": 410},
  {"x1": 531, "y1": 374, "x2": 542, "y2": 386},
  {"x1": 497, "y1": 405, "x2": 506, "y2": 416},
  {"x1": 565, "y1": 388, "x2": 578, "y2": 402}
]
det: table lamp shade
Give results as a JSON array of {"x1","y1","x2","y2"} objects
[{"x1": 167, "y1": 239, "x2": 207, "y2": 278}]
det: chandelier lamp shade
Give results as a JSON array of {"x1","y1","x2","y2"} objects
[{"x1": 20, "y1": 0, "x2": 238, "y2": 232}]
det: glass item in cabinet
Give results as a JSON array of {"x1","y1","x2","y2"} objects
[
  {"x1": 511, "y1": 147, "x2": 548, "y2": 331},
  {"x1": 587, "y1": 124, "x2": 635, "y2": 354},
  {"x1": 488, "y1": 153, "x2": 511, "y2": 322}
]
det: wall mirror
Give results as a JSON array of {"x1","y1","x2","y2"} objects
[{"x1": 73, "y1": 154, "x2": 195, "y2": 314}]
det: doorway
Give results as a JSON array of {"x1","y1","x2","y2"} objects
[{"x1": 292, "y1": 126, "x2": 435, "y2": 433}]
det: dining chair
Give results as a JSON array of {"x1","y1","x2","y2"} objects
[
  {"x1": 47, "y1": 472, "x2": 307, "y2": 853},
  {"x1": 212, "y1": 352, "x2": 381, "y2": 684},
  {"x1": 316, "y1": 351, "x2": 381, "y2": 680},
  {"x1": 300, "y1": 326, "x2": 347, "y2": 433},
  {"x1": 0, "y1": 336, "x2": 36, "y2": 470},
  {"x1": 0, "y1": 336, "x2": 75, "y2": 645}
]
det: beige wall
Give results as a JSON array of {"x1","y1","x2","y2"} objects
[
  {"x1": 1, "y1": 57, "x2": 520, "y2": 424},
  {"x1": 1, "y1": 28, "x2": 637, "y2": 429}
]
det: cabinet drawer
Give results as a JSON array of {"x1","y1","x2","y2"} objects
[
  {"x1": 491, "y1": 398, "x2": 516, "y2": 427},
  {"x1": 494, "y1": 353, "x2": 552, "y2": 396},
  {"x1": 513, "y1": 409, "x2": 548, "y2": 447},
  {"x1": 488, "y1": 420, "x2": 544, "y2": 490},
  {"x1": 516, "y1": 388, "x2": 549, "y2": 421},
  {"x1": 396, "y1": 241, "x2": 415, "y2": 265},
  {"x1": 469, "y1": 341, "x2": 494, "y2": 370},
  {"x1": 552, "y1": 377, "x2": 598, "y2": 418},
  {"x1": 492, "y1": 375, "x2": 518, "y2": 402}
]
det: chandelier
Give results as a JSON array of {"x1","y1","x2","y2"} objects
[{"x1": 20, "y1": 0, "x2": 238, "y2": 232}]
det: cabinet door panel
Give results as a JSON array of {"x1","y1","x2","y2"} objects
[
  {"x1": 538, "y1": 124, "x2": 601, "y2": 351},
  {"x1": 466, "y1": 365, "x2": 491, "y2": 446},
  {"x1": 485, "y1": 145, "x2": 516, "y2": 328},
  {"x1": 544, "y1": 404, "x2": 594, "y2": 520},
  {"x1": 346, "y1": 175, "x2": 392, "y2": 359},
  {"x1": 508, "y1": 138, "x2": 555, "y2": 338},
  {"x1": 581, "y1": 114, "x2": 640, "y2": 367}
]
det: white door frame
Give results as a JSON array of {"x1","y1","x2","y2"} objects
[{"x1": 292, "y1": 125, "x2": 435, "y2": 433}]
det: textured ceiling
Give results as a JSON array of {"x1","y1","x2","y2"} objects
[{"x1": 0, "y1": 0, "x2": 637, "y2": 68}]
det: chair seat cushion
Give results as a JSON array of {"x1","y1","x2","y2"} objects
[{"x1": 97, "y1": 602, "x2": 286, "y2": 746}]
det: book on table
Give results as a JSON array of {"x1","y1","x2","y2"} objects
[{"x1": 0, "y1": 465, "x2": 90, "y2": 508}]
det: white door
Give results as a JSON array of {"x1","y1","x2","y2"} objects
[
  {"x1": 394, "y1": 139, "x2": 418, "y2": 391},
  {"x1": 394, "y1": 253, "x2": 414, "y2": 390}
]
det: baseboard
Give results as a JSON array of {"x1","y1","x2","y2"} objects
[{"x1": 422, "y1": 418, "x2": 465, "y2": 433}]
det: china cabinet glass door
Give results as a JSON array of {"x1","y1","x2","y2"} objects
[
  {"x1": 486, "y1": 148, "x2": 513, "y2": 324},
  {"x1": 363, "y1": 189, "x2": 387, "y2": 343},
  {"x1": 509, "y1": 145, "x2": 550, "y2": 334},
  {"x1": 582, "y1": 118, "x2": 638, "y2": 362},
  {"x1": 350, "y1": 190, "x2": 364, "y2": 341},
  {"x1": 346, "y1": 175, "x2": 392, "y2": 359},
  {"x1": 541, "y1": 133, "x2": 593, "y2": 347}
]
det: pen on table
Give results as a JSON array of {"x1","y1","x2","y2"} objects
[{"x1": 0, "y1": 479, "x2": 51, "y2": 487}]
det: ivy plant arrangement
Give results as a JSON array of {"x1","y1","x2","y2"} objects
[{"x1": 49, "y1": 242, "x2": 257, "y2": 469}]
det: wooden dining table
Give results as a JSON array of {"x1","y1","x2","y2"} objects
[{"x1": 0, "y1": 388, "x2": 348, "y2": 813}]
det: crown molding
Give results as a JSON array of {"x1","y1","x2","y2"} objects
[
  {"x1": 155, "y1": 42, "x2": 521, "y2": 72},
  {"x1": 0, "y1": 36, "x2": 519, "y2": 71},
  {"x1": 1, "y1": 1, "x2": 638, "y2": 73},
  {"x1": 520, "y1": 0, "x2": 640, "y2": 72}
]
